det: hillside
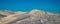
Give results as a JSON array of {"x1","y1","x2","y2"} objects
[{"x1": 0, "y1": 9, "x2": 60, "y2": 24}]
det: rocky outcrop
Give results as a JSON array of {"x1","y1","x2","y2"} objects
[
  {"x1": 0, "y1": 10, "x2": 14, "y2": 19},
  {"x1": 0, "y1": 9, "x2": 59, "y2": 24},
  {"x1": 0, "y1": 10, "x2": 14, "y2": 16}
]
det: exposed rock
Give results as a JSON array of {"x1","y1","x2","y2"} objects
[
  {"x1": 0, "y1": 14, "x2": 6, "y2": 19},
  {"x1": 0, "y1": 12, "x2": 29, "y2": 24},
  {"x1": 0, "y1": 10, "x2": 14, "y2": 16},
  {"x1": 0, "y1": 9, "x2": 60, "y2": 24}
]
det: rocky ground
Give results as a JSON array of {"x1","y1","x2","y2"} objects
[{"x1": 0, "y1": 9, "x2": 60, "y2": 24}]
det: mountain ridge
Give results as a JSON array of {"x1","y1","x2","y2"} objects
[{"x1": 0, "y1": 9, "x2": 60, "y2": 24}]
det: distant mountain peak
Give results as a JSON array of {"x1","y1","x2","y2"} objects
[
  {"x1": 29, "y1": 9, "x2": 46, "y2": 15},
  {"x1": 29, "y1": 9, "x2": 59, "y2": 16}
]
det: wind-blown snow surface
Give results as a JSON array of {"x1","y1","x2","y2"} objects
[{"x1": 0, "y1": 9, "x2": 60, "y2": 24}]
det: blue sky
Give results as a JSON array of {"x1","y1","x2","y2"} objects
[{"x1": 0, "y1": 0, "x2": 60, "y2": 13}]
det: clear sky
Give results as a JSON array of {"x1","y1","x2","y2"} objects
[{"x1": 0, "y1": 0, "x2": 60, "y2": 13}]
